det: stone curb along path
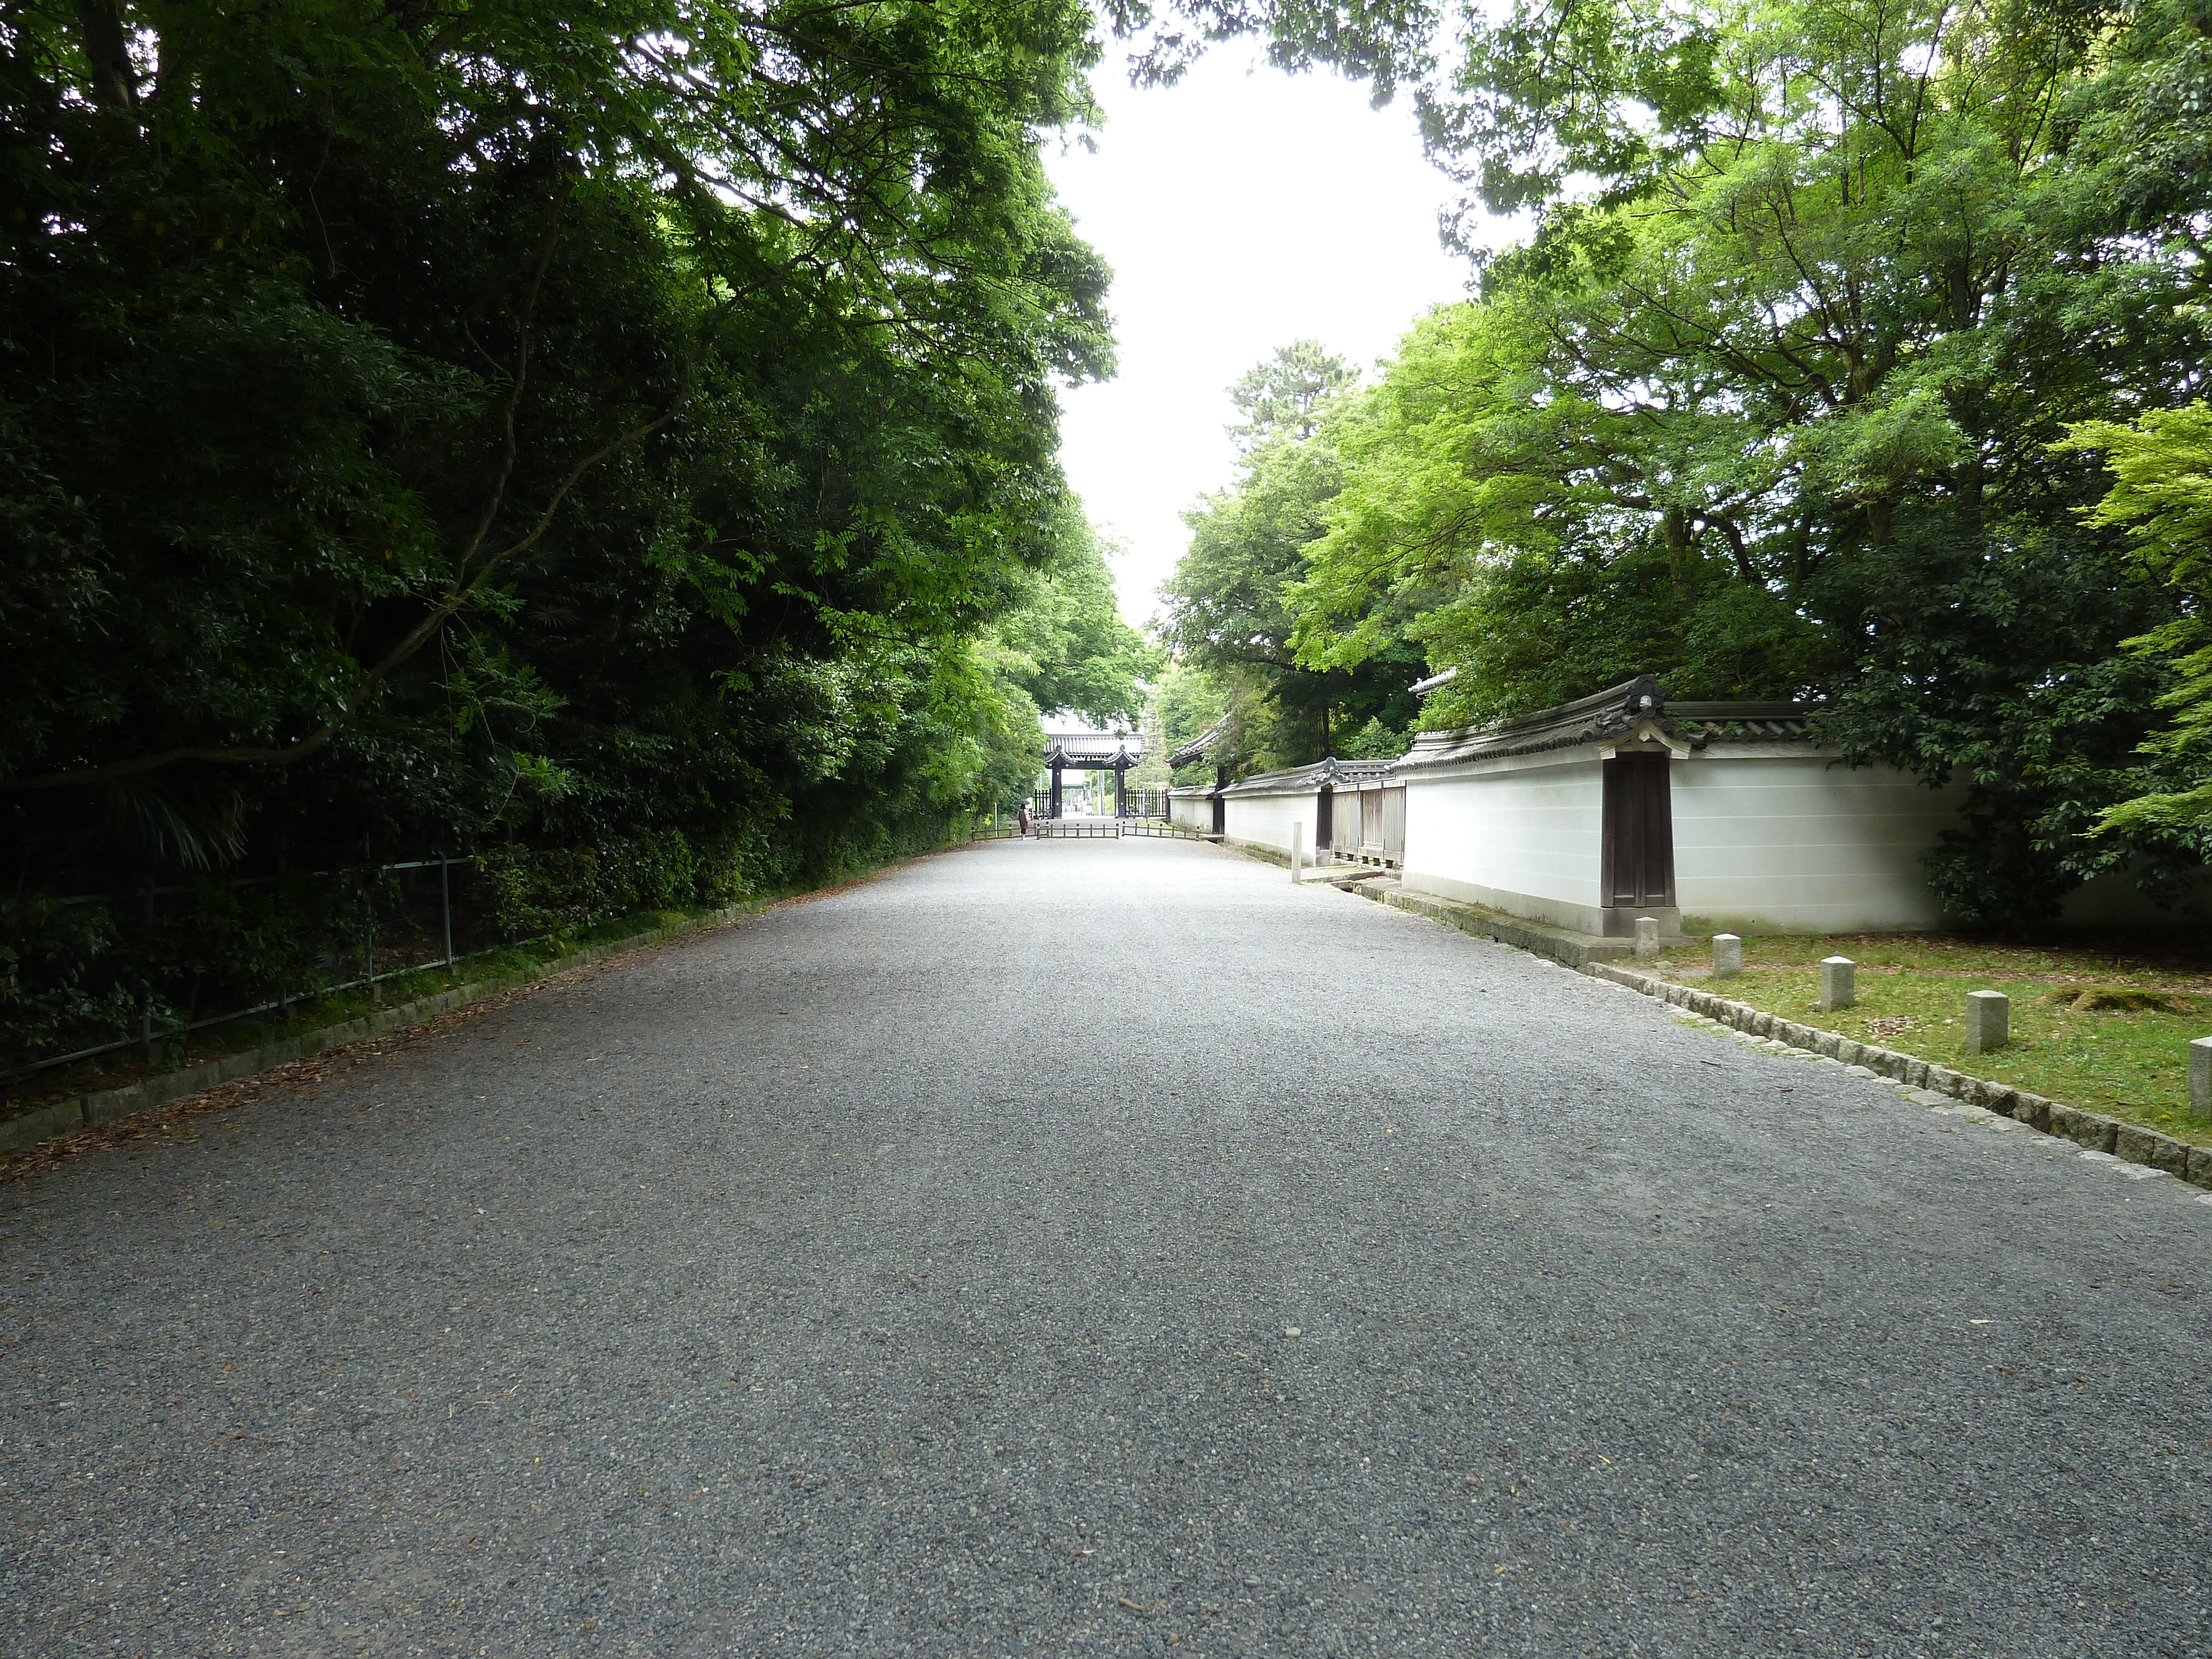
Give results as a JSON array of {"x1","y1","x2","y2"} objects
[
  {"x1": 1363, "y1": 883, "x2": 2212, "y2": 1197},
  {"x1": 0, "y1": 898, "x2": 780, "y2": 1159},
  {"x1": 1585, "y1": 961, "x2": 2212, "y2": 1193}
]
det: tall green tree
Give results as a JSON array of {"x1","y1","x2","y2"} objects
[
  {"x1": 1227, "y1": 338, "x2": 1362, "y2": 448},
  {"x1": 2056, "y1": 403, "x2": 2212, "y2": 842},
  {"x1": 2, "y1": 0, "x2": 1113, "y2": 870},
  {"x1": 996, "y1": 509, "x2": 1162, "y2": 728},
  {"x1": 1260, "y1": 0, "x2": 2210, "y2": 922},
  {"x1": 1160, "y1": 343, "x2": 1422, "y2": 772},
  {"x1": 0, "y1": 0, "x2": 1144, "y2": 1061}
]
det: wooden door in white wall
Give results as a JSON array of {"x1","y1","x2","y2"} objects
[{"x1": 1602, "y1": 755, "x2": 1676, "y2": 909}]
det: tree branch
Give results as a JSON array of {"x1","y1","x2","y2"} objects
[{"x1": 4, "y1": 243, "x2": 752, "y2": 794}]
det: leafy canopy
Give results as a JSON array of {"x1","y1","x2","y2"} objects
[
  {"x1": 2057, "y1": 404, "x2": 2212, "y2": 836},
  {"x1": 1152, "y1": 0, "x2": 2212, "y2": 922},
  {"x1": 1, "y1": 0, "x2": 1135, "y2": 903}
]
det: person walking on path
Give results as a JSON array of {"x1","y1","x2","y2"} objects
[{"x1": 1015, "y1": 802, "x2": 1032, "y2": 837}]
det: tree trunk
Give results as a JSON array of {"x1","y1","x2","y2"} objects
[
  {"x1": 76, "y1": 1, "x2": 138, "y2": 112},
  {"x1": 1663, "y1": 506, "x2": 1693, "y2": 596}
]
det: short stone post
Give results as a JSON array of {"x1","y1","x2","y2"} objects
[
  {"x1": 2189, "y1": 1036, "x2": 2212, "y2": 1121},
  {"x1": 1634, "y1": 916, "x2": 1660, "y2": 964},
  {"x1": 1818, "y1": 956, "x2": 1856, "y2": 1014},
  {"x1": 1964, "y1": 989, "x2": 2010, "y2": 1056},
  {"x1": 1712, "y1": 933, "x2": 1743, "y2": 978},
  {"x1": 1290, "y1": 822, "x2": 1304, "y2": 884}
]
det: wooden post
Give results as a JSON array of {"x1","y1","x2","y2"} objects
[
  {"x1": 142, "y1": 879, "x2": 156, "y2": 1058},
  {"x1": 362, "y1": 833, "x2": 374, "y2": 989}
]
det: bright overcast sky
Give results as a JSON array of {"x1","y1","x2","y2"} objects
[{"x1": 1044, "y1": 46, "x2": 1500, "y2": 630}]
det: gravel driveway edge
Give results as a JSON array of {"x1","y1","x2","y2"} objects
[
  {"x1": 1364, "y1": 880, "x2": 2210, "y2": 1191},
  {"x1": 1587, "y1": 959, "x2": 2212, "y2": 1188},
  {"x1": 0, "y1": 901, "x2": 791, "y2": 1158}
]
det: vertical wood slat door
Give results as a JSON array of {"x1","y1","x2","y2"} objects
[
  {"x1": 1316, "y1": 788, "x2": 1334, "y2": 851},
  {"x1": 1601, "y1": 754, "x2": 1676, "y2": 908}
]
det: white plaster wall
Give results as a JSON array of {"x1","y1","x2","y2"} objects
[
  {"x1": 1223, "y1": 791, "x2": 1318, "y2": 858},
  {"x1": 1167, "y1": 791, "x2": 1214, "y2": 831},
  {"x1": 1671, "y1": 754, "x2": 1961, "y2": 933},
  {"x1": 1399, "y1": 757, "x2": 1607, "y2": 932}
]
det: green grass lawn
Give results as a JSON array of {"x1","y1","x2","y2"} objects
[{"x1": 1660, "y1": 934, "x2": 2212, "y2": 1144}]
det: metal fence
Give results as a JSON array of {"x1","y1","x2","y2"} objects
[
  {"x1": 3, "y1": 855, "x2": 489, "y2": 1089},
  {"x1": 1022, "y1": 789, "x2": 1169, "y2": 822},
  {"x1": 1120, "y1": 789, "x2": 1169, "y2": 820}
]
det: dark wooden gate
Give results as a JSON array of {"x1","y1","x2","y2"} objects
[
  {"x1": 1601, "y1": 754, "x2": 1675, "y2": 909},
  {"x1": 1315, "y1": 787, "x2": 1334, "y2": 852}
]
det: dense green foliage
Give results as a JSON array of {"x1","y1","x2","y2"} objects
[
  {"x1": 2057, "y1": 403, "x2": 2212, "y2": 837},
  {"x1": 0, "y1": 0, "x2": 1149, "y2": 1066},
  {"x1": 1160, "y1": 0, "x2": 2212, "y2": 924},
  {"x1": 1159, "y1": 342, "x2": 1422, "y2": 775},
  {"x1": 1153, "y1": 660, "x2": 1229, "y2": 785}
]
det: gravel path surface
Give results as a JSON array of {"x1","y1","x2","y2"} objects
[{"x1": 5, "y1": 837, "x2": 2210, "y2": 1657}]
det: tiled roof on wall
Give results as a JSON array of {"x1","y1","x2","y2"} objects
[
  {"x1": 1665, "y1": 702, "x2": 1818, "y2": 744},
  {"x1": 1395, "y1": 677, "x2": 1818, "y2": 772},
  {"x1": 1217, "y1": 757, "x2": 1400, "y2": 797},
  {"x1": 1165, "y1": 719, "x2": 1227, "y2": 769}
]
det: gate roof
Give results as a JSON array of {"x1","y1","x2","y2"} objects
[{"x1": 1043, "y1": 731, "x2": 1143, "y2": 769}]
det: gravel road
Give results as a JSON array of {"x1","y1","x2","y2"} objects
[{"x1": 4, "y1": 837, "x2": 2210, "y2": 1657}]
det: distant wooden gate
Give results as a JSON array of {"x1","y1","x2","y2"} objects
[
  {"x1": 1335, "y1": 784, "x2": 1405, "y2": 865},
  {"x1": 1601, "y1": 754, "x2": 1674, "y2": 909}
]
